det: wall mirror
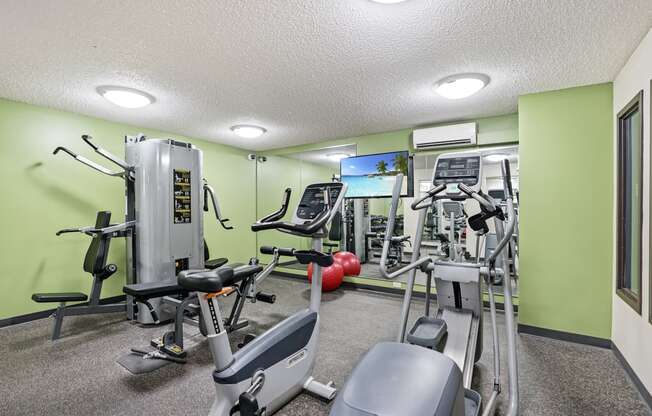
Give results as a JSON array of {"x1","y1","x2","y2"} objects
[
  {"x1": 259, "y1": 144, "x2": 519, "y2": 300},
  {"x1": 255, "y1": 144, "x2": 356, "y2": 270},
  {"x1": 340, "y1": 145, "x2": 519, "y2": 298}
]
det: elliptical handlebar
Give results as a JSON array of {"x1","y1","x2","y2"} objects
[
  {"x1": 380, "y1": 174, "x2": 433, "y2": 279},
  {"x1": 410, "y1": 184, "x2": 446, "y2": 210},
  {"x1": 502, "y1": 159, "x2": 514, "y2": 198},
  {"x1": 487, "y1": 160, "x2": 517, "y2": 266},
  {"x1": 458, "y1": 183, "x2": 496, "y2": 212}
]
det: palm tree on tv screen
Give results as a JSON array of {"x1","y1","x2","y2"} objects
[
  {"x1": 376, "y1": 160, "x2": 388, "y2": 174},
  {"x1": 393, "y1": 153, "x2": 409, "y2": 175}
]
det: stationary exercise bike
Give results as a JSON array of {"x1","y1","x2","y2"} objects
[
  {"x1": 331, "y1": 152, "x2": 518, "y2": 416},
  {"x1": 177, "y1": 182, "x2": 346, "y2": 416}
]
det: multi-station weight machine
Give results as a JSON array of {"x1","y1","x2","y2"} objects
[{"x1": 32, "y1": 134, "x2": 239, "y2": 339}]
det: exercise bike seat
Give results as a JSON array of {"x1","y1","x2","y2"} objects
[
  {"x1": 330, "y1": 342, "x2": 474, "y2": 416},
  {"x1": 178, "y1": 268, "x2": 234, "y2": 293}
]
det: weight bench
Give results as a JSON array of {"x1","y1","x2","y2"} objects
[
  {"x1": 32, "y1": 211, "x2": 126, "y2": 340},
  {"x1": 123, "y1": 262, "x2": 272, "y2": 358}
]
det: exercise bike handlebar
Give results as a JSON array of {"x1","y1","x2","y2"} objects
[
  {"x1": 251, "y1": 188, "x2": 332, "y2": 236},
  {"x1": 260, "y1": 246, "x2": 295, "y2": 257},
  {"x1": 258, "y1": 188, "x2": 292, "y2": 224}
]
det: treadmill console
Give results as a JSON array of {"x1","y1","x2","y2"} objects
[
  {"x1": 295, "y1": 182, "x2": 344, "y2": 221},
  {"x1": 433, "y1": 153, "x2": 482, "y2": 197}
]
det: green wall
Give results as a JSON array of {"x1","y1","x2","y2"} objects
[
  {"x1": 0, "y1": 98, "x2": 257, "y2": 319},
  {"x1": 518, "y1": 83, "x2": 614, "y2": 339}
]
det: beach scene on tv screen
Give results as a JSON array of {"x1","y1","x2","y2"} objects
[{"x1": 341, "y1": 152, "x2": 409, "y2": 198}]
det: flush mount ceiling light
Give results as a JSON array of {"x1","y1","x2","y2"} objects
[
  {"x1": 434, "y1": 74, "x2": 490, "y2": 100},
  {"x1": 327, "y1": 152, "x2": 352, "y2": 161},
  {"x1": 369, "y1": 0, "x2": 410, "y2": 3},
  {"x1": 485, "y1": 154, "x2": 509, "y2": 163},
  {"x1": 231, "y1": 125, "x2": 267, "y2": 139},
  {"x1": 97, "y1": 86, "x2": 155, "y2": 109}
]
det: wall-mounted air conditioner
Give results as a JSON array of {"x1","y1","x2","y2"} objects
[{"x1": 412, "y1": 122, "x2": 477, "y2": 150}]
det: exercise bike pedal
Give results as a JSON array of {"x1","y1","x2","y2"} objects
[
  {"x1": 255, "y1": 292, "x2": 276, "y2": 304},
  {"x1": 230, "y1": 392, "x2": 266, "y2": 416},
  {"x1": 238, "y1": 333, "x2": 257, "y2": 349}
]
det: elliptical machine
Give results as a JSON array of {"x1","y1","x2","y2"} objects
[
  {"x1": 177, "y1": 181, "x2": 346, "y2": 416},
  {"x1": 330, "y1": 152, "x2": 518, "y2": 416}
]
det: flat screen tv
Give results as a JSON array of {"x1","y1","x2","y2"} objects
[{"x1": 340, "y1": 151, "x2": 414, "y2": 199}]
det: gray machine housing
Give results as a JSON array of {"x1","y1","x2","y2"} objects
[{"x1": 124, "y1": 137, "x2": 205, "y2": 323}]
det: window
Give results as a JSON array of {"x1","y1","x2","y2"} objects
[{"x1": 616, "y1": 90, "x2": 644, "y2": 314}]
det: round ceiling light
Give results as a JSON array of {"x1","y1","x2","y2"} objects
[
  {"x1": 231, "y1": 125, "x2": 267, "y2": 139},
  {"x1": 97, "y1": 86, "x2": 155, "y2": 109},
  {"x1": 327, "y1": 153, "x2": 352, "y2": 161},
  {"x1": 369, "y1": 0, "x2": 410, "y2": 3},
  {"x1": 434, "y1": 74, "x2": 490, "y2": 100}
]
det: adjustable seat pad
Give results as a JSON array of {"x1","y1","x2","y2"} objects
[
  {"x1": 330, "y1": 342, "x2": 464, "y2": 416},
  {"x1": 32, "y1": 293, "x2": 88, "y2": 303},
  {"x1": 123, "y1": 280, "x2": 187, "y2": 299}
]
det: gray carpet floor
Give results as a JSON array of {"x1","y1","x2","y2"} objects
[{"x1": 1, "y1": 275, "x2": 649, "y2": 416}]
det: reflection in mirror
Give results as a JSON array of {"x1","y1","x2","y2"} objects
[
  {"x1": 351, "y1": 145, "x2": 519, "y2": 299},
  {"x1": 258, "y1": 144, "x2": 356, "y2": 270}
]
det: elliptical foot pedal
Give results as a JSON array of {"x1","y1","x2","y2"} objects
[{"x1": 406, "y1": 316, "x2": 447, "y2": 349}]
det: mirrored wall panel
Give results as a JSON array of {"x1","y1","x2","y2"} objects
[
  {"x1": 257, "y1": 144, "x2": 519, "y2": 299},
  {"x1": 339, "y1": 145, "x2": 519, "y2": 297},
  {"x1": 256, "y1": 144, "x2": 356, "y2": 270}
]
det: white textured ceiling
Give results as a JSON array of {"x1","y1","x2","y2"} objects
[{"x1": 0, "y1": 1, "x2": 650, "y2": 151}]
